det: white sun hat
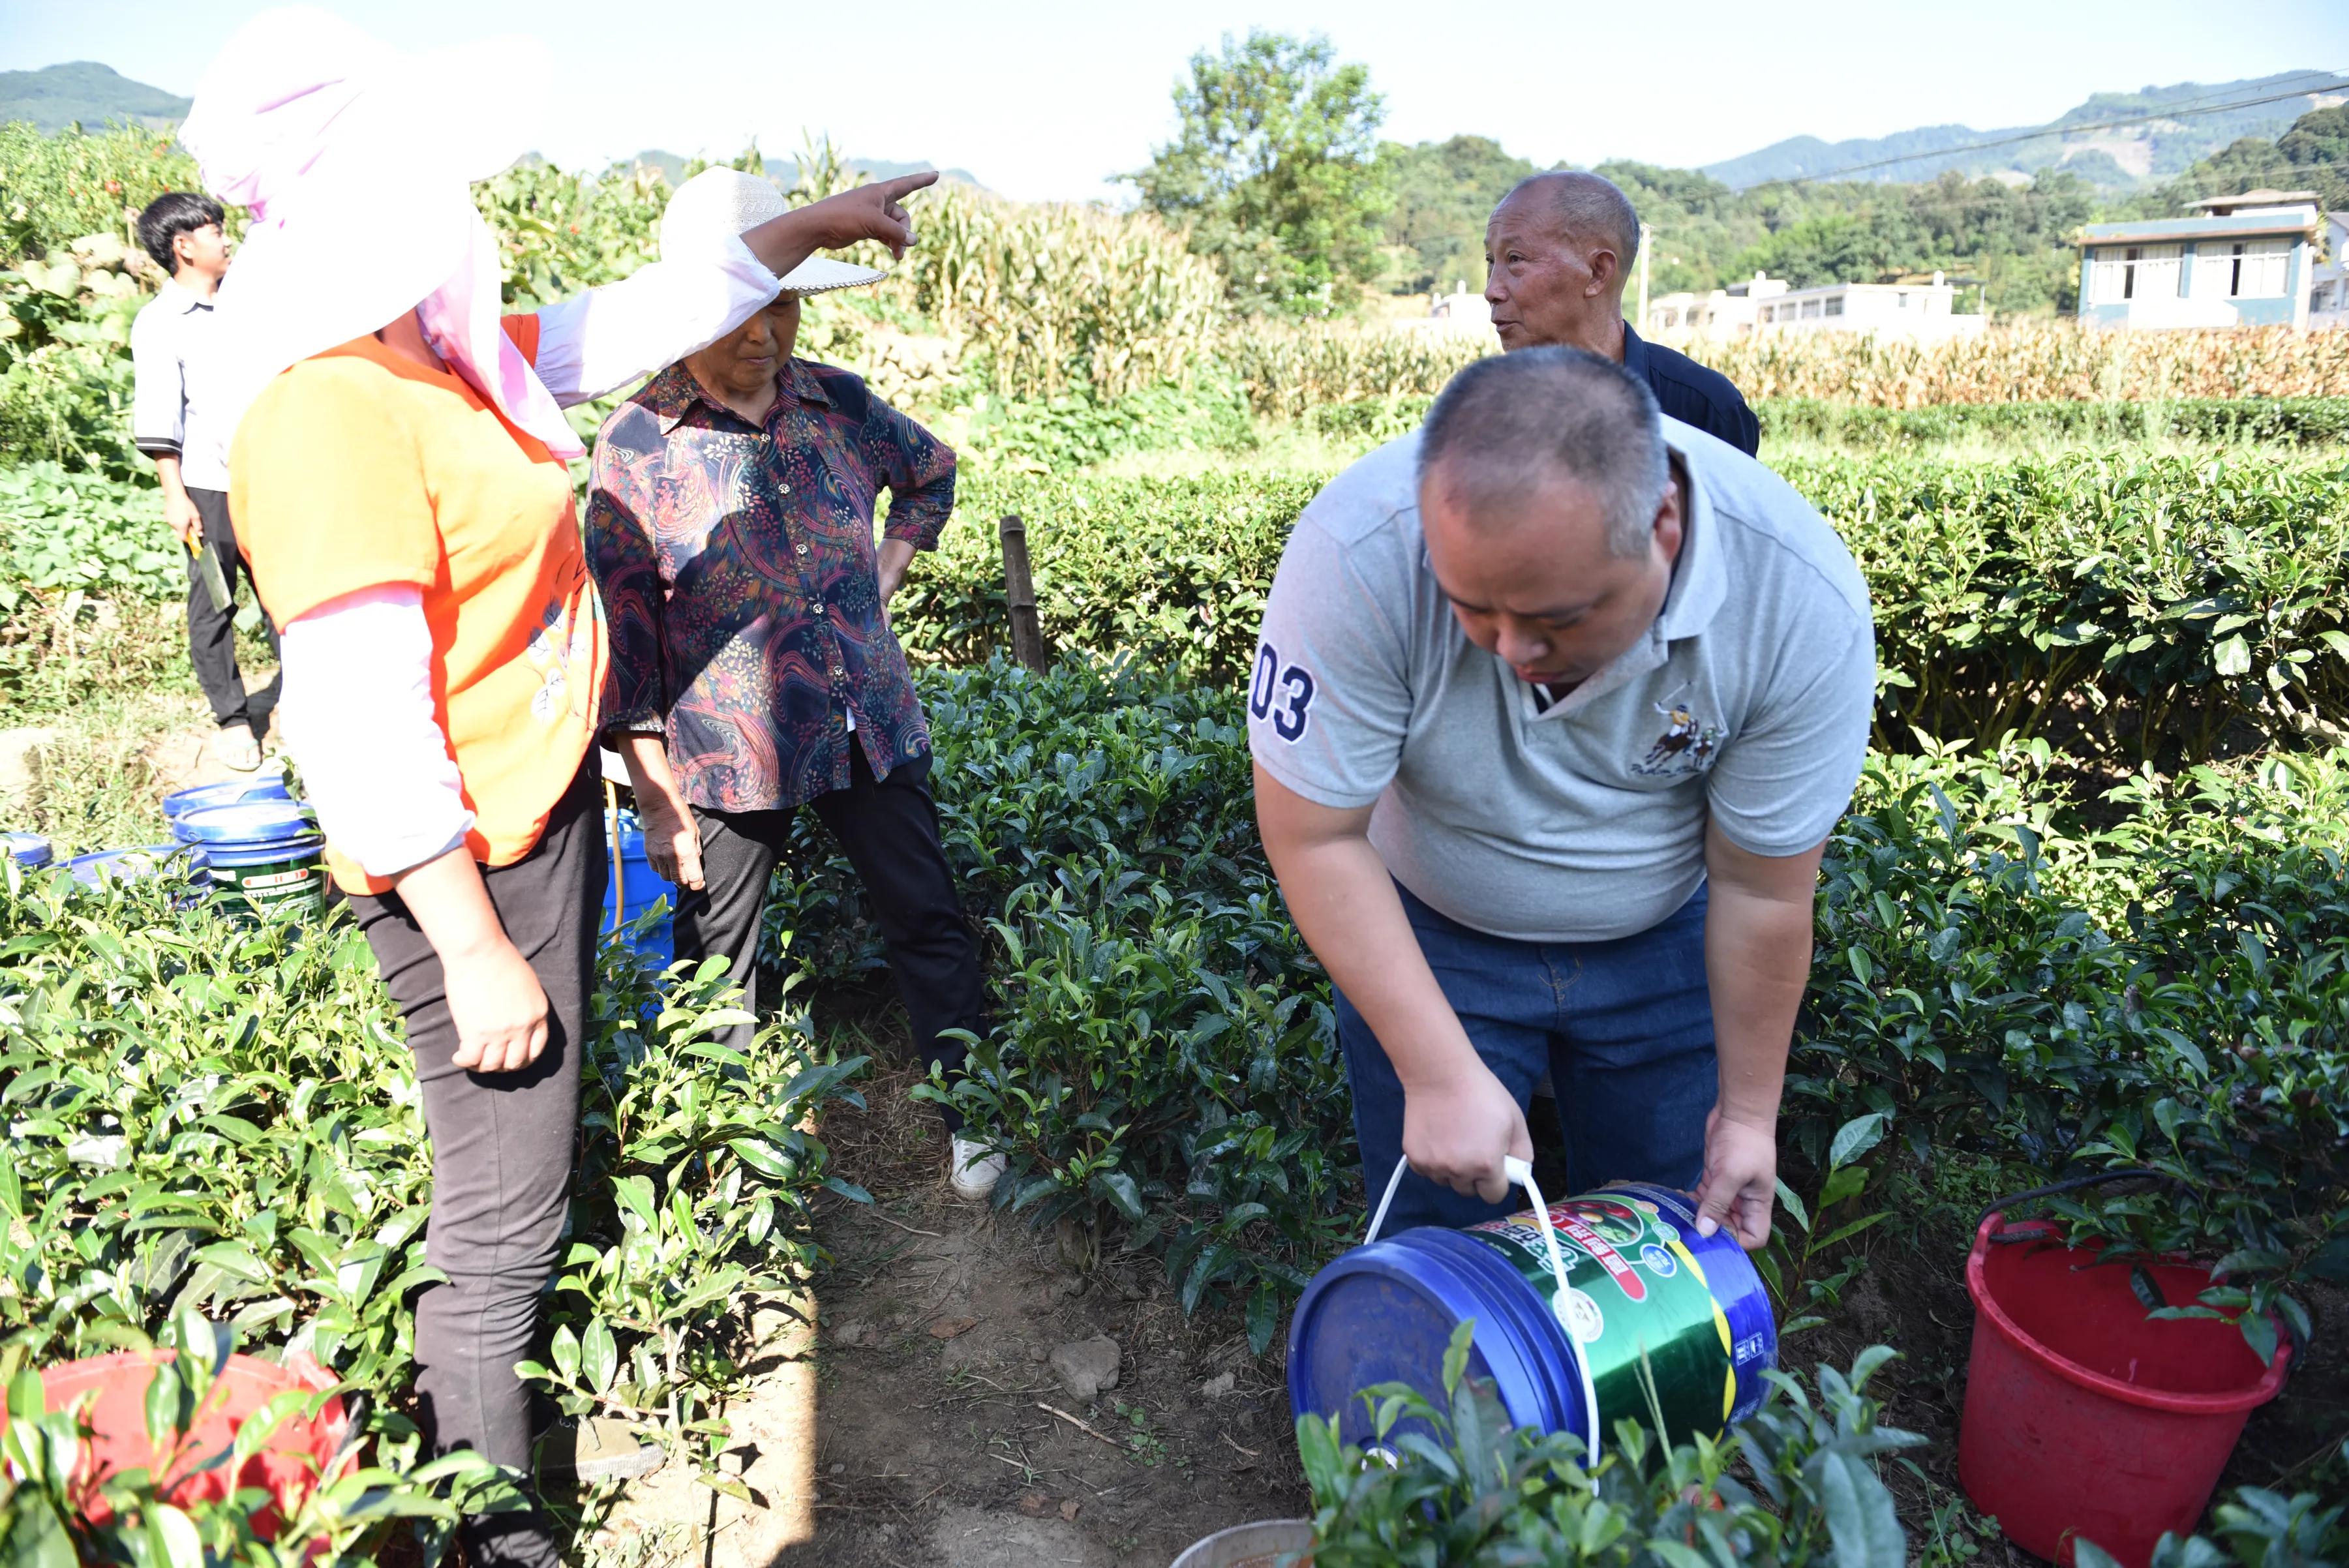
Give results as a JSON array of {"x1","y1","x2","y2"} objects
[
  {"x1": 660, "y1": 168, "x2": 888, "y2": 294},
  {"x1": 181, "y1": 7, "x2": 584, "y2": 459}
]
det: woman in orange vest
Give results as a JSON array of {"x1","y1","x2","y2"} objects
[{"x1": 181, "y1": 12, "x2": 932, "y2": 1563}]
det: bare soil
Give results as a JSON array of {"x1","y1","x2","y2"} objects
[
  {"x1": 673, "y1": 1055, "x2": 2349, "y2": 1568},
  {"x1": 594, "y1": 1030, "x2": 1306, "y2": 1568},
  {"x1": 777, "y1": 1057, "x2": 1307, "y2": 1566}
]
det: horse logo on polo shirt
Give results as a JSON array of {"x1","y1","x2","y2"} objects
[{"x1": 1633, "y1": 689, "x2": 1726, "y2": 777}]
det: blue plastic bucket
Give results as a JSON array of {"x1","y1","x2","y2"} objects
[
  {"x1": 173, "y1": 802, "x2": 327, "y2": 921},
  {"x1": 5, "y1": 832, "x2": 53, "y2": 869},
  {"x1": 602, "y1": 808, "x2": 676, "y2": 969},
  {"x1": 68, "y1": 844, "x2": 213, "y2": 895},
  {"x1": 162, "y1": 776, "x2": 293, "y2": 824},
  {"x1": 1288, "y1": 1172, "x2": 1776, "y2": 1461}
]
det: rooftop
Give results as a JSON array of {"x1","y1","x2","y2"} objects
[
  {"x1": 2186, "y1": 188, "x2": 2320, "y2": 213},
  {"x1": 2082, "y1": 209, "x2": 2322, "y2": 246}
]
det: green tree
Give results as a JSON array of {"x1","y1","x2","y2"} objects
[
  {"x1": 1130, "y1": 31, "x2": 1391, "y2": 318},
  {"x1": 2275, "y1": 104, "x2": 2349, "y2": 210},
  {"x1": 1373, "y1": 134, "x2": 1534, "y2": 295}
]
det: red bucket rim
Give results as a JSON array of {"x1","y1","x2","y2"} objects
[{"x1": 1965, "y1": 1213, "x2": 2291, "y2": 1415}]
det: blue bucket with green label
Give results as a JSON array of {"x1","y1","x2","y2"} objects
[
  {"x1": 1288, "y1": 1158, "x2": 1776, "y2": 1461},
  {"x1": 5, "y1": 832, "x2": 53, "y2": 870},
  {"x1": 172, "y1": 801, "x2": 327, "y2": 922}
]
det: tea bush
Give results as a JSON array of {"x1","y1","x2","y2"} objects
[
  {"x1": 757, "y1": 657, "x2": 2349, "y2": 1353},
  {"x1": 762, "y1": 659, "x2": 1354, "y2": 1344},
  {"x1": 1301, "y1": 393, "x2": 2349, "y2": 454},
  {"x1": 1761, "y1": 395, "x2": 2349, "y2": 450},
  {"x1": 1787, "y1": 451, "x2": 2349, "y2": 761},
  {"x1": 0, "y1": 862, "x2": 868, "y2": 1510},
  {"x1": 2088, "y1": 1488, "x2": 2349, "y2": 1567},
  {"x1": 0, "y1": 1313, "x2": 512, "y2": 1567},
  {"x1": 1301, "y1": 1328, "x2": 1925, "y2": 1565},
  {"x1": 1797, "y1": 742, "x2": 2349, "y2": 1355},
  {"x1": 896, "y1": 469, "x2": 1322, "y2": 683},
  {"x1": 913, "y1": 454, "x2": 2349, "y2": 764}
]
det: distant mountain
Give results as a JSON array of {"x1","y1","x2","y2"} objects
[
  {"x1": 625, "y1": 150, "x2": 982, "y2": 190},
  {"x1": 0, "y1": 61, "x2": 189, "y2": 133},
  {"x1": 1703, "y1": 70, "x2": 2346, "y2": 188}
]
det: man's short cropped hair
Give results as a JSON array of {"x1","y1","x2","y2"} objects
[
  {"x1": 136, "y1": 192, "x2": 226, "y2": 273},
  {"x1": 1504, "y1": 170, "x2": 1641, "y2": 270},
  {"x1": 1417, "y1": 346, "x2": 1669, "y2": 558}
]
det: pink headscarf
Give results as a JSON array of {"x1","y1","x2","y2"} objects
[{"x1": 181, "y1": 7, "x2": 584, "y2": 460}]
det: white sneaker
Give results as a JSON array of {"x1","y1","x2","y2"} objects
[{"x1": 950, "y1": 1135, "x2": 1007, "y2": 1202}]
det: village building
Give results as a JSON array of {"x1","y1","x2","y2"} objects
[
  {"x1": 1644, "y1": 270, "x2": 1981, "y2": 342},
  {"x1": 2075, "y1": 189, "x2": 2322, "y2": 330}
]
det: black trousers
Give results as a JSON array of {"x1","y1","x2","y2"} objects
[
  {"x1": 676, "y1": 747, "x2": 980, "y2": 1130},
  {"x1": 186, "y1": 488, "x2": 279, "y2": 734},
  {"x1": 348, "y1": 764, "x2": 603, "y2": 1568}
]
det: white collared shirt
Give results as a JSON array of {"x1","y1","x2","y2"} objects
[
  {"x1": 132, "y1": 277, "x2": 230, "y2": 489},
  {"x1": 1247, "y1": 417, "x2": 1877, "y2": 944}
]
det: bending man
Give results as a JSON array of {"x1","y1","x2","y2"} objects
[{"x1": 1249, "y1": 349, "x2": 1873, "y2": 1246}]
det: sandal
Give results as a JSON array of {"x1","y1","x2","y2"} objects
[{"x1": 215, "y1": 722, "x2": 263, "y2": 772}]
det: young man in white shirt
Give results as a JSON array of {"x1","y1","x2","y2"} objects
[{"x1": 131, "y1": 192, "x2": 276, "y2": 772}]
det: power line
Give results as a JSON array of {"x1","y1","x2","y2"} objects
[{"x1": 1754, "y1": 72, "x2": 2349, "y2": 190}]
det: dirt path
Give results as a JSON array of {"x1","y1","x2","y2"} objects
[
  {"x1": 602, "y1": 1060, "x2": 1308, "y2": 1568},
  {"x1": 142, "y1": 669, "x2": 283, "y2": 802}
]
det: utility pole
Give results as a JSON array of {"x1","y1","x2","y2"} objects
[{"x1": 1637, "y1": 222, "x2": 1652, "y2": 333}]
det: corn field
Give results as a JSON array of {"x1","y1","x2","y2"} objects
[
  {"x1": 894, "y1": 185, "x2": 1224, "y2": 401},
  {"x1": 15, "y1": 123, "x2": 2349, "y2": 448},
  {"x1": 1220, "y1": 319, "x2": 2349, "y2": 414},
  {"x1": 1695, "y1": 322, "x2": 2349, "y2": 407},
  {"x1": 1219, "y1": 324, "x2": 1489, "y2": 418}
]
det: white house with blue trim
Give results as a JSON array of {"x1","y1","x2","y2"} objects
[{"x1": 2076, "y1": 190, "x2": 2320, "y2": 330}]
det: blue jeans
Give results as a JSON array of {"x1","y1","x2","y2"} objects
[{"x1": 1339, "y1": 881, "x2": 1717, "y2": 1233}]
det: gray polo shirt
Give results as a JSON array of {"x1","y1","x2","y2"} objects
[{"x1": 1248, "y1": 417, "x2": 1875, "y2": 944}]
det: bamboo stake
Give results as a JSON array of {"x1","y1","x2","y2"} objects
[{"x1": 999, "y1": 514, "x2": 1050, "y2": 674}]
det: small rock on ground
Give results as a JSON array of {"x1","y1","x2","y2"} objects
[{"x1": 1048, "y1": 1334, "x2": 1121, "y2": 1402}]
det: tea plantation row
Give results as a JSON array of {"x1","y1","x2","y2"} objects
[
  {"x1": 3, "y1": 658, "x2": 2342, "y2": 1558},
  {"x1": 10, "y1": 447, "x2": 2349, "y2": 764},
  {"x1": 0, "y1": 869, "x2": 868, "y2": 1556},
  {"x1": 1303, "y1": 393, "x2": 2349, "y2": 450},
  {"x1": 915, "y1": 451, "x2": 2349, "y2": 766},
  {"x1": 760, "y1": 660, "x2": 2348, "y2": 1357}
]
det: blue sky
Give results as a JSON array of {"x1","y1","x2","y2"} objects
[{"x1": 5, "y1": 0, "x2": 2347, "y2": 202}]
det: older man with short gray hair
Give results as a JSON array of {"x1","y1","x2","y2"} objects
[
  {"x1": 1248, "y1": 347, "x2": 1873, "y2": 1247},
  {"x1": 1485, "y1": 172, "x2": 1759, "y2": 455}
]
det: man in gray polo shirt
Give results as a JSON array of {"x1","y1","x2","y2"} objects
[{"x1": 1249, "y1": 348, "x2": 1873, "y2": 1248}]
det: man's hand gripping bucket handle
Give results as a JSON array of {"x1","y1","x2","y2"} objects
[{"x1": 1361, "y1": 1154, "x2": 1603, "y2": 1471}]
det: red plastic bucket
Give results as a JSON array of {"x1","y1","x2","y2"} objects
[
  {"x1": 16, "y1": 1351, "x2": 352, "y2": 1538},
  {"x1": 1958, "y1": 1213, "x2": 2290, "y2": 1567}
]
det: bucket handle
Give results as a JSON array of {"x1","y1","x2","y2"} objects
[
  {"x1": 1972, "y1": 1168, "x2": 2169, "y2": 1241},
  {"x1": 1364, "y1": 1155, "x2": 1603, "y2": 1475}
]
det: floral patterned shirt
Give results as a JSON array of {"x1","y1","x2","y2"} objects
[{"x1": 586, "y1": 357, "x2": 956, "y2": 813}]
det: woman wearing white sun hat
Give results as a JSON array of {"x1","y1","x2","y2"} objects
[
  {"x1": 587, "y1": 168, "x2": 1006, "y2": 1207},
  {"x1": 180, "y1": 10, "x2": 935, "y2": 1563}
]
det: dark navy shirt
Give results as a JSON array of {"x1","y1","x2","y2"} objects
[{"x1": 1620, "y1": 322, "x2": 1759, "y2": 457}]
